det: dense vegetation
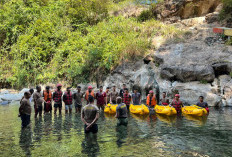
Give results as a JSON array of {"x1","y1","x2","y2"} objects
[{"x1": 0, "y1": 0, "x2": 182, "y2": 88}]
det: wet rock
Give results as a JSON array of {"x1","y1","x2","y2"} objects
[{"x1": 219, "y1": 75, "x2": 232, "y2": 106}]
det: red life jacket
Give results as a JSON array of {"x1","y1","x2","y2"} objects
[
  {"x1": 53, "y1": 90, "x2": 63, "y2": 103},
  {"x1": 123, "y1": 93, "x2": 131, "y2": 106},
  {"x1": 172, "y1": 99, "x2": 182, "y2": 112},
  {"x1": 64, "y1": 92, "x2": 72, "y2": 105}
]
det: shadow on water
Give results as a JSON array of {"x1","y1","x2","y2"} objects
[{"x1": 19, "y1": 127, "x2": 32, "y2": 156}]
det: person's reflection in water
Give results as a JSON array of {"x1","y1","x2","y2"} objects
[
  {"x1": 34, "y1": 116, "x2": 43, "y2": 142},
  {"x1": 44, "y1": 113, "x2": 52, "y2": 135},
  {"x1": 19, "y1": 127, "x2": 32, "y2": 156},
  {"x1": 115, "y1": 97, "x2": 128, "y2": 147},
  {"x1": 81, "y1": 133, "x2": 100, "y2": 157},
  {"x1": 147, "y1": 113, "x2": 157, "y2": 127},
  {"x1": 63, "y1": 114, "x2": 73, "y2": 134},
  {"x1": 53, "y1": 114, "x2": 62, "y2": 141}
]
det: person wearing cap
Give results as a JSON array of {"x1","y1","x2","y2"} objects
[
  {"x1": 81, "y1": 95, "x2": 99, "y2": 134},
  {"x1": 110, "y1": 85, "x2": 118, "y2": 104},
  {"x1": 171, "y1": 94, "x2": 183, "y2": 114},
  {"x1": 105, "y1": 87, "x2": 111, "y2": 105},
  {"x1": 123, "y1": 88, "x2": 131, "y2": 111},
  {"x1": 96, "y1": 86, "x2": 106, "y2": 111},
  {"x1": 146, "y1": 90, "x2": 157, "y2": 108},
  {"x1": 120, "y1": 84, "x2": 126, "y2": 98},
  {"x1": 115, "y1": 97, "x2": 128, "y2": 126},
  {"x1": 19, "y1": 92, "x2": 32, "y2": 128},
  {"x1": 73, "y1": 86, "x2": 84, "y2": 113},
  {"x1": 43, "y1": 86, "x2": 52, "y2": 114},
  {"x1": 63, "y1": 87, "x2": 73, "y2": 114},
  {"x1": 160, "y1": 92, "x2": 169, "y2": 106},
  {"x1": 85, "y1": 86, "x2": 95, "y2": 104},
  {"x1": 33, "y1": 86, "x2": 44, "y2": 118},
  {"x1": 53, "y1": 84, "x2": 63, "y2": 115},
  {"x1": 132, "y1": 88, "x2": 141, "y2": 105}
]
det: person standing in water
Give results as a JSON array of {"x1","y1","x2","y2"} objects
[
  {"x1": 85, "y1": 86, "x2": 95, "y2": 104},
  {"x1": 96, "y1": 86, "x2": 106, "y2": 111},
  {"x1": 146, "y1": 90, "x2": 157, "y2": 108},
  {"x1": 63, "y1": 87, "x2": 73, "y2": 114},
  {"x1": 19, "y1": 92, "x2": 31, "y2": 128},
  {"x1": 123, "y1": 88, "x2": 131, "y2": 111},
  {"x1": 73, "y1": 86, "x2": 84, "y2": 113},
  {"x1": 171, "y1": 94, "x2": 183, "y2": 114},
  {"x1": 132, "y1": 88, "x2": 141, "y2": 105},
  {"x1": 196, "y1": 96, "x2": 209, "y2": 113},
  {"x1": 33, "y1": 86, "x2": 44, "y2": 118},
  {"x1": 43, "y1": 86, "x2": 52, "y2": 114},
  {"x1": 110, "y1": 85, "x2": 118, "y2": 104},
  {"x1": 53, "y1": 84, "x2": 63, "y2": 115},
  {"x1": 115, "y1": 97, "x2": 128, "y2": 126},
  {"x1": 81, "y1": 95, "x2": 99, "y2": 134},
  {"x1": 29, "y1": 88, "x2": 34, "y2": 103},
  {"x1": 120, "y1": 84, "x2": 126, "y2": 98},
  {"x1": 160, "y1": 92, "x2": 169, "y2": 106},
  {"x1": 105, "y1": 87, "x2": 111, "y2": 105}
]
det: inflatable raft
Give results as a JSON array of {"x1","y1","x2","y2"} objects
[
  {"x1": 156, "y1": 114, "x2": 177, "y2": 124},
  {"x1": 130, "y1": 104, "x2": 149, "y2": 115},
  {"x1": 182, "y1": 105, "x2": 208, "y2": 116},
  {"x1": 155, "y1": 105, "x2": 177, "y2": 116},
  {"x1": 104, "y1": 104, "x2": 118, "y2": 114}
]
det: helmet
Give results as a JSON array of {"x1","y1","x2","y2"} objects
[
  {"x1": 149, "y1": 90, "x2": 154, "y2": 94},
  {"x1": 88, "y1": 86, "x2": 93, "y2": 89},
  {"x1": 56, "y1": 84, "x2": 62, "y2": 87},
  {"x1": 175, "y1": 94, "x2": 180, "y2": 98}
]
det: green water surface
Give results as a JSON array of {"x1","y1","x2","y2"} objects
[{"x1": 0, "y1": 103, "x2": 232, "y2": 157}]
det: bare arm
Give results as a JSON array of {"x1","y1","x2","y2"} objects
[{"x1": 87, "y1": 112, "x2": 99, "y2": 129}]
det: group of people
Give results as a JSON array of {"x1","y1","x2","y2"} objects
[{"x1": 18, "y1": 83, "x2": 209, "y2": 135}]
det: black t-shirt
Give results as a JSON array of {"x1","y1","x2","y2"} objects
[
  {"x1": 120, "y1": 89, "x2": 124, "y2": 98},
  {"x1": 196, "y1": 102, "x2": 208, "y2": 108}
]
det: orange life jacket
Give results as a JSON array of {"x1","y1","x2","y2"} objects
[
  {"x1": 85, "y1": 90, "x2": 95, "y2": 101},
  {"x1": 146, "y1": 94, "x2": 157, "y2": 106},
  {"x1": 43, "y1": 90, "x2": 52, "y2": 102}
]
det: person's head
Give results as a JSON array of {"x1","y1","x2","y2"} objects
[
  {"x1": 199, "y1": 96, "x2": 204, "y2": 102},
  {"x1": 46, "y1": 86, "x2": 50, "y2": 91},
  {"x1": 112, "y1": 85, "x2": 116, "y2": 91},
  {"x1": 88, "y1": 86, "x2": 93, "y2": 92},
  {"x1": 57, "y1": 84, "x2": 62, "y2": 90},
  {"x1": 99, "y1": 86, "x2": 103, "y2": 92},
  {"x1": 106, "y1": 87, "x2": 110, "y2": 92},
  {"x1": 29, "y1": 88, "x2": 34, "y2": 95},
  {"x1": 116, "y1": 97, "x2": 122, "y2": 104},
  {"x1": 149, "y1": 90, "x2": 154, "y2": 96},
  {"x1": 162, "y1": 92, "x2": 166, "y2": 98},
  {"x1": 88, "y1": 95, "x2": 94, "y2": 104},
  {"x1": 175, "y1": 94, "x2": 180, "y2": 100},
  {"x1": 36, "y1": 85, "x2": 41, "y2": 92},
  {"x1": 24, "y1": 91, "x2": 31, "y2": 99},
  {"x1": 67, "y1": 87, "x2": 71, "y2": 93},
  {"x1": 123, "y1": 84, "x2": 126, "y2": 89},
  {"x1": 124, "y1": 88, "x2": 128, "y2": 93},
  {"x1": 134, "y1": 89, "x2": 138, "y2": 93},
  {"x1": 77, "y1": 86, "x2": 81, "y2": 91}
]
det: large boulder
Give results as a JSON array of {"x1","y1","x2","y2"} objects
[{"x1": 219, "y1": 75, "x2": 232, "y2": 106}]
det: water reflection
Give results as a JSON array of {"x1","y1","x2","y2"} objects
[
  {"x1": 116, "y1": 124, "x2": 128, "y2": 147},
  {"x1": 34, "y1": 117, "x2": 43, "y2": 142},
  {"x1": 81, "y1": 133, "x2": 100, "y2": 157},
  {"x1": 19, "y1": 127, "x2": 32, "y2": 156},
  {"x1": 44, "y1": 114, "x2": 52, "y2": 135},
  {"x1": 53, "y1": 115, "x2": 62, "y2": 141},
  {"x1": 63, "y1": 114, "x2": 73, "y2": 135}
]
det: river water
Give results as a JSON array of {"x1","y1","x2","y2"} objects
[{"x1": 0, "y1": 103, "x2": 232, "y2": 157}]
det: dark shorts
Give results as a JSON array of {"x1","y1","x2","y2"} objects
[
  {"x1": 84, "y1": 124, "x2": 98, "y2": 134},
  {"x1": 75, "y1": 103, "x2": 82, "y2": 108},
  {"x1": 54, "y1": 103, "x2": 62, "y2": 108},
  {"x1": 21, "y1": 114, "x2": 31, "y2": 128},
  {"x1": 34, "y1": 105, "x2": 43, "y2": 113},
  {"x1": 117, "y1": 118, "x2": 128, "y2": 126}
]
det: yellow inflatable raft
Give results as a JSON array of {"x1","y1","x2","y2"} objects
[
  {"x1": 182, "y1": 105, "x2": 208, "y2": 117},
  {"x1": 129, "y1": 104, "x2": 149, "y2": 115},
  {"x1": 104, "y1": 104, "x2": 118, "y2": 114},
  {"x1": 155, "y1": 105, "x2": 177, "y2": 116},
  {"x1": 156, "y1": 114, "x2": 177, "y2": 124}
]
